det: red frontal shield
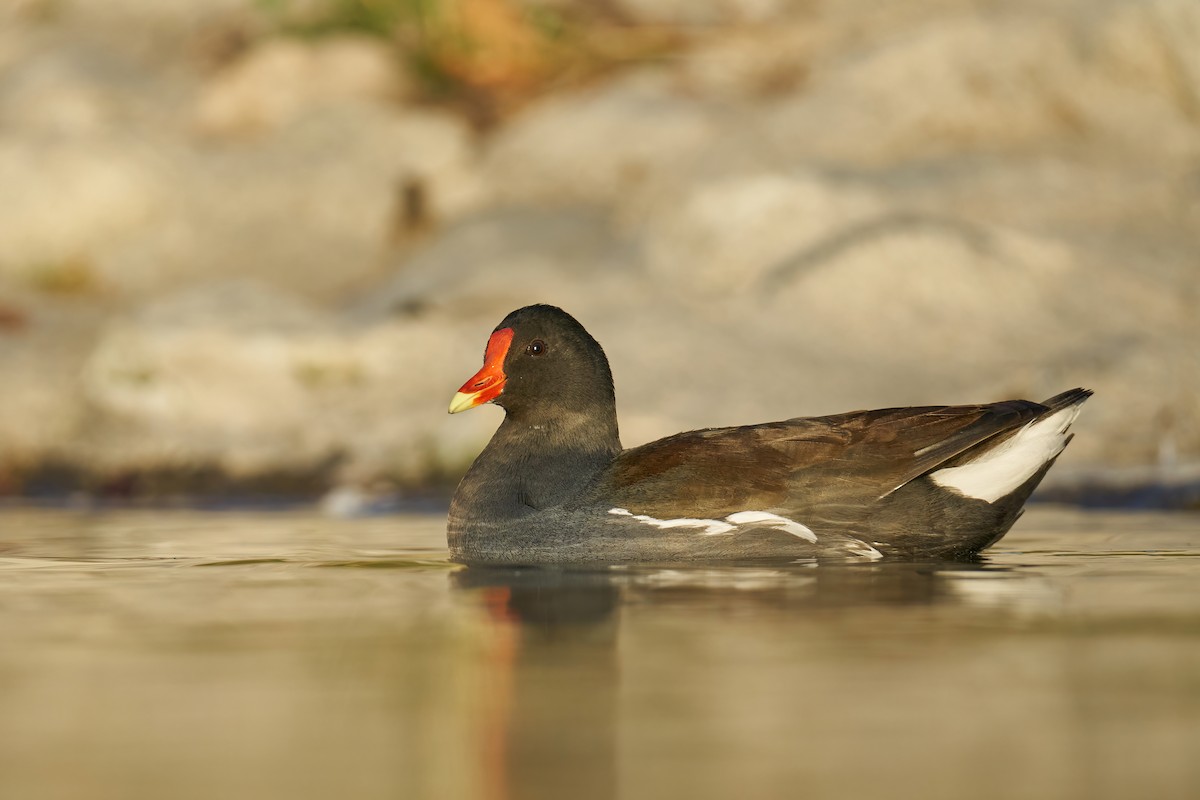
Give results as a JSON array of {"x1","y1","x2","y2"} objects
[{"x1": 448, "y1": 328, "x2": 515, "y2": 414}]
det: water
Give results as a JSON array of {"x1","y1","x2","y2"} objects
[{"x1": 0, "y1": 506, "x2": 1196, "y2": 800}]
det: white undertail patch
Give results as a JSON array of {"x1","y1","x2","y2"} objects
[
  {"x1": 930, "y1": 404, "x2": 1082, "y2": 503},
  {"x1": 608, "y1": 508, "x2": 818, "y2": 542}
]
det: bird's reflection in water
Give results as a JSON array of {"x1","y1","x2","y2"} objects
[
  {"x1": 452, "y1": 558, "x2": 1048, "y2": 800},
  {"x1": 454, "y1": 567, "x2": 621, "y2": 800}
]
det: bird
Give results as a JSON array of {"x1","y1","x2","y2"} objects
[{"x1": 446, "y1": 304, "x2": 1090, "y2": 565}]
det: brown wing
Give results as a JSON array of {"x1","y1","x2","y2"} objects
[{"x1": 589, "y1": 400, "x2": 1047, "y2": 520}]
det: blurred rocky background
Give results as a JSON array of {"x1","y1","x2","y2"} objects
[{"x1": 0, "y1": 0, "x2": 1197, "y2": 506}]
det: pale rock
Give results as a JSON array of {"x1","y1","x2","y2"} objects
[
  {"x1": 482, "y1": 71, "x2": 720, "y2": 204},
  {"x1": 0, "y1": 135, "x2": 164, "y2": 281},
  {"x1": 99, "y1": 103, "x2": 483, "y2": 301},
  {"x1": 82, "y1": 282, "x2": 331, "y2": 444},
  {"x1": 0, "y1": 36, "x2": 204, "y2": 138},
  {"x1": 40, "y1": 0, "x2": 261, "y2": 62},
  {"x1": 676, "y1": 25, "x2": 818, "y2": 99},
  {"x1": 1080, "y1": 0, "x2": 1200, "y2": 154},
  {"x1": 1095, "y1": 0, "x2": 1200, "y2": 104},
  {"x1": 1061, "y1": 337, "x2": 1200, "y2": 468},
  {"x1": 764, "y1": 15, "x2": 1084, "y2": 163},
  {"x1": 759, "y1": 225, "x2": 1081, "y2": 365},
  {"x1": 79, "y1": 281, "x2": 347, "y2": 478},
  {"x1": 78, "y1": 281, "x2": 504, "y2": 483},
  {"x1": 852, "y1": 157, "x2": 1200, "y2": 241},
  {"x1": 0, "y1": 299, "x2": 99, "y2": 468},
  {"x1": 612, "y1": 0, "x2": 802, "y2": 26},
  {"x1": 196, "y1": 35, "x2": 412, "y2": 136},
  {"x1": 639, "y1": 169, "x2": 884, "y2": 296},
  {"x1": 758, "y1": 11, "x2": 1200, "y2": 165},
  {"x1": 1, "y1": 0, "x2": 1198, "y2": 489},
  {"x1": 52, "y1": 0, "x2": 253, "y2": 27},
  {"x1": 357, "y1": 205, "x2": 646, "y2": 322},
  {"x1": 0, "y1": 47, "x2": 124, "y2": 135}
]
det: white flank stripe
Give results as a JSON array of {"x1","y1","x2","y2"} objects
[
  {"x1": 930, "y1": 404, "x2": 1082, "y2": 503},
  {"x1": 608, "y1": 507, "x2": 818, "y2": 541},
  {"x1": 844, "y1": 540, "x2": 884, "y2": 560},
  {"x1": 608, "y1": 507, "x2": 734, "y2": 535},
  {"x1": 724, "y1": 511, "x2": 819, "y2": 543}
]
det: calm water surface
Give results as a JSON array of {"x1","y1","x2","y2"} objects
[{"x1": 0, "y1": 506, "x2": 1197, "y2": 800}]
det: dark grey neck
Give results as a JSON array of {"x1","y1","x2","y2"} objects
[{"x1": 448, "y1": 407, "x2": 621, "y2": 536}]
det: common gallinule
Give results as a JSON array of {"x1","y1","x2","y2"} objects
[{"x1": 447, "y1": 305, "x2": 1090, "y2": 564}]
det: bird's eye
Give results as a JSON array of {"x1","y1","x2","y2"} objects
[{"x1": 527, "y1": 339, "x2": 545, "y2": 356}]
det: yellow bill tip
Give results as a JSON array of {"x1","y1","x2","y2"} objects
[{"x1": 448, "y1": 391, "x2": 481, "y2": 414}]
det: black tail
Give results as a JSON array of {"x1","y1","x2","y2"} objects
[{"x1": 1041, "y1": 387, "x2": 1093, "y2": 413}]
